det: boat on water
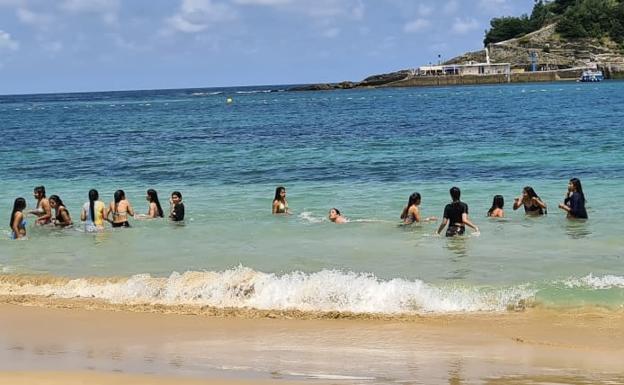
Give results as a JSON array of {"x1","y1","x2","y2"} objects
[{"x1": 579, "y1": 70, "x2": 604, "y2": 82}]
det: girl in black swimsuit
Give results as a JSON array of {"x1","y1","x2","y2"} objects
[{"x1": 513, "y1": 186, "x2": 547, "y2": 216}]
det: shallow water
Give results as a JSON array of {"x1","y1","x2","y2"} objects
[{"x1": 1, "y1": 82, "x2": 623, "y2": 313}]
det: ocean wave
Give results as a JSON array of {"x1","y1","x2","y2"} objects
[
  {"x1": 0, "y1": 267, "x2": 536, "y2": 314},
  {"x1": 560, "y1": 274, "x2": 624, "y2": 289}
]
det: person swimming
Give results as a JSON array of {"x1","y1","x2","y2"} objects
[
  {"x1": 559, "y1": 178, "x2": 588, "y2": 219},
  {"x1": 487, "y1": 195, "x2": 505, "y2": 218},
  {"x1": 107, "y1": 190, "x2": 134, "y2": 228},
  {"x1": 272, "y1": 186, "x2": 290, "y2": 215},
  {"x1": 136, "y1": 189, "x2": 164, "y2": 219},
  {"x1": 436, "y1": 187, "x2": 479, "y2": 237},
  {"x1": 49, "y1": 195, "x2": 73, "y2": 227},
  {"x1": 9, "y1": 197, "x2": 27, "y2": 239},
  {"x1": 81, "y1": 189, "x2": 106, "y2": 232},
  {"x1": 513, "y1": 186, "x2": 547, "y2": 216},
  {"x1": 29, "y1": 185, "x2": 51, "y2": 225},
  {"x1": 328, "y1": 208, "x2": 347, "y2": 224},
  {"x1": 400, "y1": 192, "x2": 436, "y2": 224}
]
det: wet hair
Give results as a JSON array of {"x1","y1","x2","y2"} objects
[
  {"x1": 172, "y1": 191, "x2": 182, "y2": 200},
  {"x1": 10, "y1": 197, "x2": 26, "y2": 228},
  {"x1": 274, "y1": 186, "x2": 285, "y2": 202},
  {"x1": 49, "y1": 195, "x2": 66, "y2": 209},
  {"x1": 487, "y1": 195, "x2": 504, "y2": 216},
  {"x1": 114, "y1": 190, "x2": 125, "y2": 215},
  {"x1": 88, "y1": 189, "x2": 99, "y2": 222},
  {"x1": 331, "y1": 208, "x2": 341, "y2": 216},
  {"x1": 147, "y1": 189, "x2": 164, "y2": 218},
  {"x1": 450, "y1": 186, "x2": 461, "y2": 202},
  {"x1": 401, "y1": 192, "x2": 421, "y2": 219},
  {"x1": 523, "y1": 186, "x2": 546, "y2": 214},
  {"x1": 34, "y1": 185, "x2": 46, "y2": 198},
  {"x1": 570, "y1": 178, "x2": 585, "y2": 203}
]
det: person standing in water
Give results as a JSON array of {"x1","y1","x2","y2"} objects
[
  {"x1": 29, "y1": 185, "x2": 51, "y2": 225},
  {"x1": 81, "y1": 189, "x2": 106, "y2": 232},
  {"x1": 559, "y1": 178, "x2": 588, "y2": 219},
  {"x1": 437, "y1": 187, "x2": 479, "y2": 237},
  {"x1": 169, "y1": 191, "x2": 185, "y2": 222},
  {"x1": 487, "y1": 195, "x2": 505, "y2": 218},
  {"x1": 49, "y1": 195, "x2": 72, "y2": 227},
  {"x1": 9, "y1": 197, "x2": 27, "y2": 239},
  {"x1": 136, "y1": 189, "x2": 164, "y2": 219},
  {"x1": 272, "y1": 186, "x2": 290, "y2": 214},
  {"x1": 400, "y1": 192, "x2": 436, "y2": 224},
  {"x1": 106, "y1": 190, "x2": 134, "y2": 228},
  {"x1": 513, "y1": 186, "x2": 547, "y2": 216}
]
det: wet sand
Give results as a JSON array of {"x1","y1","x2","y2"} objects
[{"x1": 1, "y1": 300, "x2": 624, "y2": 384}]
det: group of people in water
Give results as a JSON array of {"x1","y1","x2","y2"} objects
[
  {"x1": 8, "y1": 186, "x2": 185, "y2": 239},
  {"x1": 9, "y1": 178, "x2": 587, "y2": 240},
  {"x1": 272, "y1": 178, "x2": 589, "y2": 237}
]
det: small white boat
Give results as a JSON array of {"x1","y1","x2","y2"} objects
[{"x1": 579, "y1": 70, "x2": 604, "y2": 82}]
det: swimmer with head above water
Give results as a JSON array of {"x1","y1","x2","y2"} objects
[
  {"x1": 487, "y1": 195, "x2": 505, "y2": 218},
  {"x1": 400, "y1": 192, "x2": 436, "y2": 224},
  {"x1": 49, "y1": 195, "x2": 72, "y2": 227},
  {"x1": 9, "y1": 197, "x2": 27, "y2": 239},
  {"x1": 328, "y1": 208, "x2": 347, "y2": 224},
  {"x1": 558, "y1": 178, "x2": 588, "y2": 219},
  {"x1": 272, "y1": 186, "x2": 291, "y2": 215},
  {"x1": 81, "y1": 189, "x2": 106, "y2": 232},
  {"x1": 436, "y1": 187, "x2": 479, "y2": 237},
  {"x1": 513, "y1": 186, "x2": 547, "y2": 216},
  {"x1": 29, "y1": 185, "x2": 51, "y2": 225}
]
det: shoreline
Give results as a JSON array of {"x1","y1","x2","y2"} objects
[{"x1": 2, "y1": 302, "x2": 624, "y2": 384}]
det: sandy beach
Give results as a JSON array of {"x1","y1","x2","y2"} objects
[{"x1": 1, "y1": 299, "x2": 623, "y2": 384}]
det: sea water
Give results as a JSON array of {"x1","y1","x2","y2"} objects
[{"x1": 0, "y1": 82, "x2": 623, "y2": 314}]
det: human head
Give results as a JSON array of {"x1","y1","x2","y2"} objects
[
  {"x1": 407, "y1": 192, "x2": 421, "y2": 207},
  {"x1": 171, "y1": 191, "x2": 182, "y2": 201},
  {"x1": 49, "y1": 195, "x2": 64, "y2": 208},
  {"x1": 114, "y1": 190, "x2": 125, "y2": 204},
  {"x1": 569, "y1": 178, "x2": 583, "y2": 194},
  {"x1": 449, "y1": 187, "x2": 461, "y2": 202},
  {"x1": 34, "y1": 185, "x2": 46, "y2": 199},
  {"x1": 492, "y1": 195, "x2": 504, "y2": 209},
  {"x1": 522, "y1": 186, "x2": 538, "y2": 199},
  {"x1": 328, "y1": 208, "x2": 341, "y2": 222},
  {"x1": 10, "y1": 197, "x2": 26, "y2": 227},
  {"x1": 274, "y1": 186, "x2": 286, "y2": 201}
]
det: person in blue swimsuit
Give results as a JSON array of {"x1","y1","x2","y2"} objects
[{"x1": 9, "y1": 197, "x2": 27, "y2": 239}]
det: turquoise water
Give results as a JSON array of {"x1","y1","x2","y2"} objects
[{"x1": 1, "y1": 82, "x2": 623, "y2": 313}]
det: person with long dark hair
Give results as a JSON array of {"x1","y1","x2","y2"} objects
[
  {"x1": 437, "y1": 186, "x2": 479, "y2": 237},
  {"x1": 400, "y1": 192, "x2": 436, "y2": 224},
  {"x1": 106, "y1": 190, "x2": 134, "y2": 228},
  {"x1": 81, "y1": 189, "x2": 106, "y2": 232},
  {"x1": 9, "y1": 197, "x2": 27, "y2": 239},
  {"x1": 49, "y1": 195, "x2": 72, "y2": 227},
  {"x1": 272, "y1": 186, "x2": 290, "y2": 214},
  {"x1": 136, "y1": 189, "x2": 164, "y2": 219},
  {"x1": 29, "y1": 185, "x2": 51, "y2": 225},
  {"x1": 559, "y1": 178, "x2": 588, "y2": 219},
  {"x1": 487, "y1": 195, "x2": 505, "y2": 218},
  {"x1": 169, "y1": 191, "x2": 185, "y2": 222},
  {"x1": 512, "y1": 186, "x2": 547, "y2": 216},
  {"x1": 328, "y1": 208, "x2": 347, "y2": 224}
]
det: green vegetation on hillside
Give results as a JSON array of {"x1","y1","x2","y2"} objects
[{"x1": 483, "y1": 0, "x2": 624, "y2": 46}]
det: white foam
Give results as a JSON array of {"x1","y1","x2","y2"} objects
[
  {"x1": 0, "y1": 266, "x2": 536, "y2": 314},
  {"x1": 298, "y1": 211, "x2": 325, "y2": 224},
  {"x1": 561, "y1": 274, "x2": 624, "y2": 290}
]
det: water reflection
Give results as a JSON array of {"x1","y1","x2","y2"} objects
[
  {"x1": 565, "y1": 220, "x2": 591, "y2": 239},
  {"x1": 444, "y1": 237, "x2": 469, "y2": 258}
]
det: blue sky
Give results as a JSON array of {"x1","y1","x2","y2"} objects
[{"x1": 0, "y1": 0, "x2": 533, "y2": 94}]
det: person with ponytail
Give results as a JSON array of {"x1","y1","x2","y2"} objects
[
  {"x1": 559, "y1": 178, "x2": 588, "y2": 219},
  {"x1": 136, "y1": 189, "x2": 163, "y2": 219},
  {"x1": 106, "y1": 189, "x2": 134, "y2": 228},
  {"x1": 80, "y1": 189, "x2": 106, "y2": 232},
  {"x1": 49, "y1": 195, "x2": 72, "y2": 227},
  {"x1": 437, "y1": 186, "x2": 479, "y2": 237},
  {"x1": 9, "y1": 197, "x2": 27, "y2": 239}
]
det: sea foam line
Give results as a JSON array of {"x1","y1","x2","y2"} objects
[{"x1": 0, "y1": 266, "x2": 536, "y2": 314}]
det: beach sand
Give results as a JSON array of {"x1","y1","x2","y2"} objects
[{"x1": 1, "y1": 299, "x2": 623, "y2": 384}]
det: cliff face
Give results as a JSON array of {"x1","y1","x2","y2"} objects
[{"x1": 445, "y1": 24, "x2": 624, "y2": 72}]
